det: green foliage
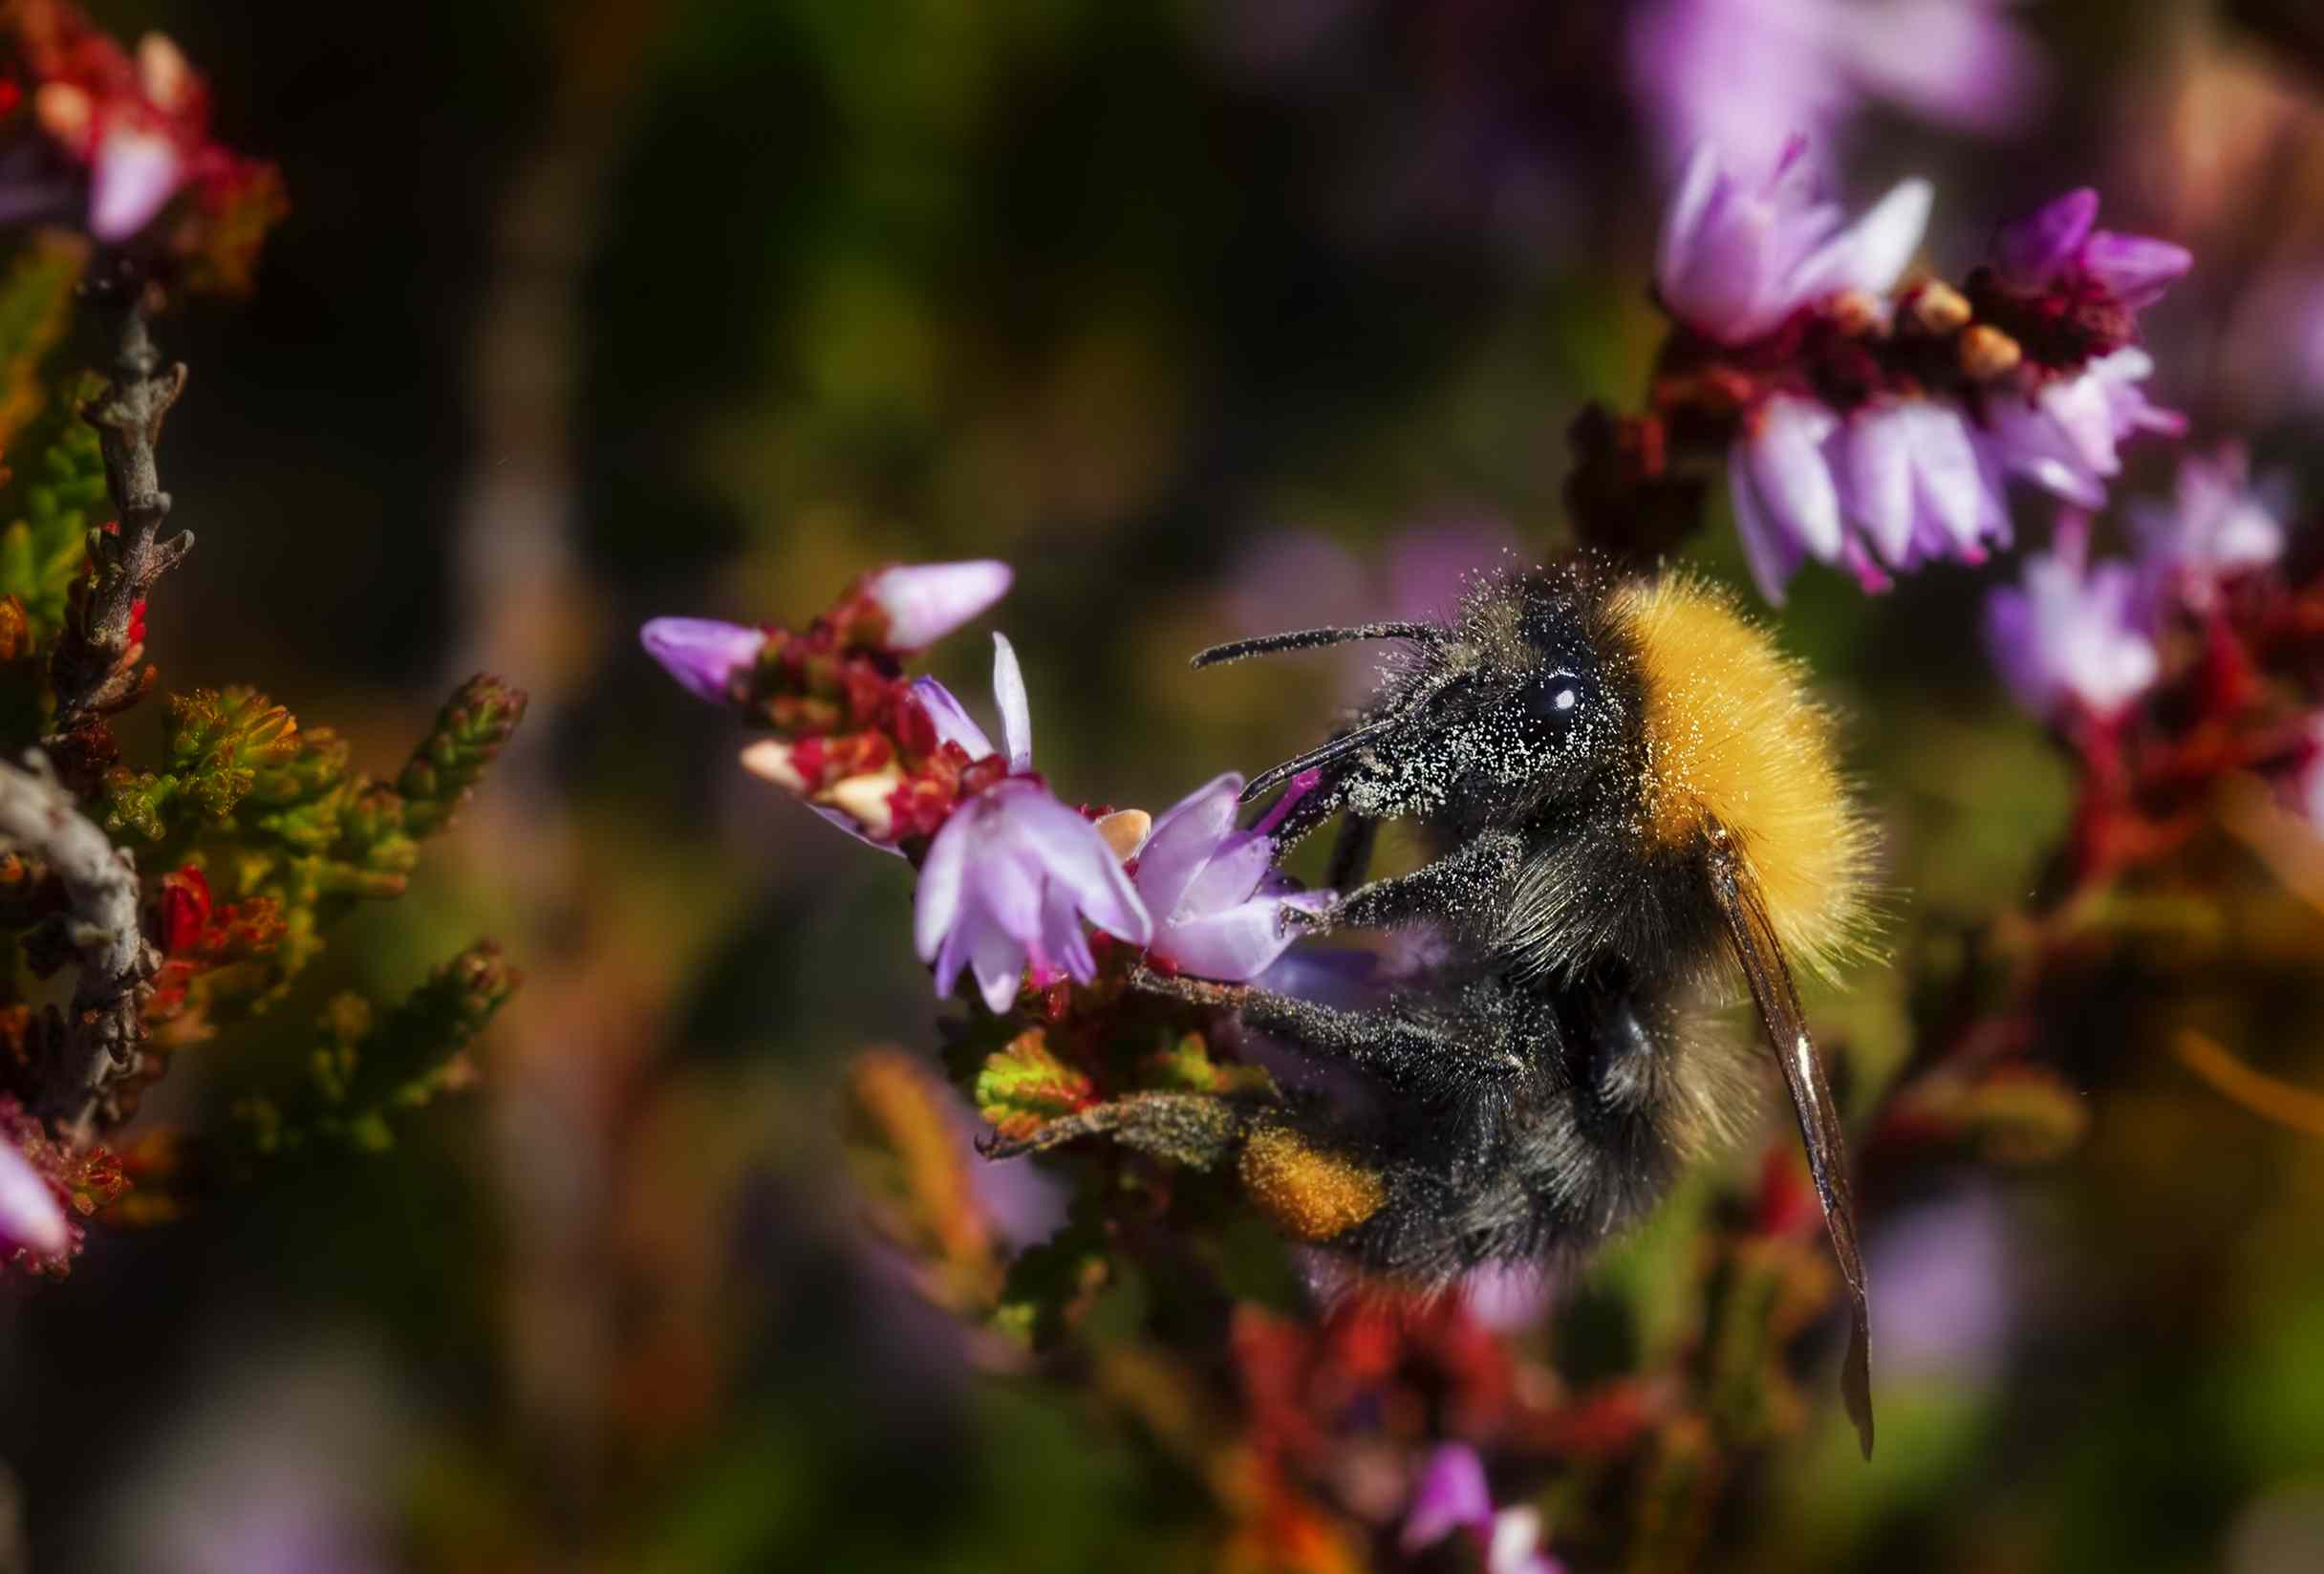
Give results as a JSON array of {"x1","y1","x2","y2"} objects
[
  {"x1": 0, "y1": 235, "x2": 87, "y2": 463},
  {"x1": 973, "y1": 1027, "x2": 1094, "y2": 1141},
  {"x1": 0, "y1": 412, "x2": 106, "y2": 644},
  {"x1": 104, "y1": 675, "x2": 527, "y2": 975},
  {"x1": 234, "y1": 942, "x2": 517, "y2": 1157}
]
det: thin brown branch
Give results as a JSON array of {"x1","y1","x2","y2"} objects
[
  {"x1": 45, "y1": 264, "x2": 192, "y2": 740},
  {"x1": 0, "y1": 749, "x2": 157, "y2": 1130}
]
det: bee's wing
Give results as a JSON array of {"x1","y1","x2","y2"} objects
[{"x1": 1709, "y1": 833, "x2": 1875, "y2": 1459}]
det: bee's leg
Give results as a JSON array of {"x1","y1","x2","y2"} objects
[
  {"x1": 1130, "y1": 966, "x2": 1525, "y2": 1102},
  {"x1": 1323, "y1": 812, "x2": 1379, "y2": 891},
  {"x1": 979, "y1": 1090, "x2": 1245, "y2": 1169},
  {"x1": 1289, "y1": 827, "x2": 1524, "y2": 935}
]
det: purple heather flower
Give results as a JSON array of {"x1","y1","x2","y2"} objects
[
  {"x1": 1984, "y1": 517, "x2": 2160, "y2": 722},
  {"x1": 911, "y1": 635, "x2": 1151, "y2": 1011},
  {"x1": 1630, "y1": 0, "x2": 2043, "y2": 179},
  {"x1": 1130, "y1": 771, "x2": 1331, "y2": 981},
  {"x1": 1837, "y1": 399, "x2": 2012, "y2": 571},
  {"x1": 863, "y1": 559, "x2": 1013, "y2": 648},
  {"x1": 1868, "y1": 1190, "x2": 2014, "y2": 1383},
  {"x1": 1402, "y1": 1444, "x2": 1564, "y2": 1574},
  {"x1": 640, "y1": 616, "x2": 764, "y2": 703},
  {"x1": 1656, "y1": 140, "x2": 1931, "y2": 345},
  {"x1": 2130, "y1": 447, "x2": 2288, "y2": 613},
  {"x1": 1992, "y1": 187, "x2": 2192, "y2": 309},
  {"x1": 0, "y1": 1139, "x2": 67, "y2": 1260},
  {"x1": 1982, "y1": 347, "x2": 2185, "y2": 509},
  {"x1": 88, "y1": 123, "x2": 183, "y2": 242}
]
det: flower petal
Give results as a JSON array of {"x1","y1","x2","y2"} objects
[
  {"x1": 1797, "y1": 177, "x2": 1931, "y2": 298},
  {"x1": 913, "y1": 807, "x2": 974, "y2": 963},
  {"x1": 1748, "y1": 397, "x2": 1844, "y2": 563},
  {"x1": 0, "y1": 1141, "x2": 65, "y2": 1258},
  {"x1": 88, "y1": 124, "x2": 183, "y2": 242},
  {"x1": 1153, "y1": 891, "x2": 1320, "y2": 981},
  {"x1": 1840, "y1": 406, "x2": 1914, "y2": 567},
  {"x1": 640, "y1": 617, "x2": 764, "y2": 704},
  {"x1": 1039, "y1": 880, "x2": 1099, "y2": 984},
  {"x1": 2080, "y1": 231, "x2": 2191, "y2": 310},
  {"x1": 1993, "y1": 187, "x2": 2097, "y2": 282},
  {"x1": 1179, "y1": 831, "x2": 1275, "y2": 918},
  {"x1": 1901, "y1": 401, "x2": 1988, "y2": 553},
  {"x1": 909, "y1": 677, "x2": 996, "y2": 760},
  {"x1": 1402, "y1": 1444, "x2": 1494, "y2": 1553},
  {"x1": 1135, "y1": 773, "x2": 1244, "y2": 920},
  {"x1": 992, "y1": 633, "x2": 1033, "y2": 772},
  {"x1": 998, "y1": 783, "x2": 1153, "y2": 944},
  {"x1": 864, "y1": 560, "x2": 1014, "y2": 648},
  {"x1": 965, "y1": 898, "x2": 1031, "y2": 1013},
  {"x1": 1729, "y1": 441, "x2": 1802, "y2": 605}
]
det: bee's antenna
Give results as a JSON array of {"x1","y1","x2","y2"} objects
[
  {"x1": 1191, "y1": 621, "x2": 1443, "y2": 670},
  {"x1": 1240, "y1": 711, "x2": 1403, "y2": 801}
]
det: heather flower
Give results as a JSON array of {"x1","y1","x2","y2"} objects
[
  {"x1": 1655, "y1": 140, "x2": 1931, "y2": 345},
  {"x1": 1629, "y1": 0, "x2": 2042, "y2": 178},
  {"x1": 2130, "y1": 447, "x2": 2287, "y2": 612},
  {"x1": 1130, "y1": 771, "x2": 1331, "y2": 981},
  {"x1": 640, "y1": 616, "x2": 764, "y2": 703},
  {"x1": 1868, "y1": 1191, "x2": 2014, "y2": 1383},
  {"x1": 911, "y1": 636, "x2": 1151, "y2": 1011},
  {"x1": 0, "y1": 1138, "x2": 67, "y2": 1260},
  {"x1": 1982, "y1": 348, "x2": 2185, "y2": 509},
  {"x1": 1984, "y1": 517, "x2": 2159, "y2": 722},
  {"x1": 1991, "y1": 187, "x2": 2192, "y2": 308},
  {"x1": 1401, "y1": 1444, "x2": 1563, "y2": 1574},
  {"x1": 862, "y1": 559, "x2": 1013, "y2": 649},
  {"x1": 1834, "y1": 399, "x2": 2011, "y2": 571}
]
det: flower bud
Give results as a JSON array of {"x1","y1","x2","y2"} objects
[{"x1": 863, "y1": 561, "x2": 1013, "y2": 650}]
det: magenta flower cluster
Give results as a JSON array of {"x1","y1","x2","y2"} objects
[
  {"x1": 1983, "y1": 450, "x2": 2289, "y2": 725},
  {"x1": 1658, "y1": 145, "x2": 2190, "y2": 604},
  {"x1": 644, "y1": 562, "x2": 1329, "y2": 1013}
]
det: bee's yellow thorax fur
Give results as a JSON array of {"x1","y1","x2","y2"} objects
[{"x1": 1612, "y1": 574, "x2": 1875, "y2": 974}]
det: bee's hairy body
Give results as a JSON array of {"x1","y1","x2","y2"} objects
[
  {"x1": 1004, "y1": 557, "x2": 1881, "y2": 1448},
  {"x1": 1223, "y1": 564, "x2": 1871, "y2": 1283}
]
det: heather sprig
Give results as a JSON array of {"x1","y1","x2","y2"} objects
[{"x1": 1576, "y1": 143, "x2": 2192, "y2": 603}]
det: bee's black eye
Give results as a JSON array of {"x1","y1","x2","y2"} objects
[{"x1": 1528, "y1": 671, "x2": 1583, "y2": 724}]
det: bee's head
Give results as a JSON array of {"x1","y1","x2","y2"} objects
[{"x1": 1196, "y1": 566, "x2": 1638, "y2": 837}]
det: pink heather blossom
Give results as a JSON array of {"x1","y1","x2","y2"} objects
[
  {"x1": 1992, "y1": 187, "x2": 2192, "y2": 309},
  {"x1": 863, "y1": 559, "x2": 1013, "y2": 648},
  {"x1": 0, "y1": 1139, "x2": 67, "y2": 1260},
  {"x1": 1402, "y1": 1444, "x2": 1564, "y2": 1574},
  {"x1": 912, "y1": 636, "x2": 1151, "y2": 1011},
  {"x1": 1868, "y1": 1190, "x2": 2014, "y2": 1383},
  {"x1": 1656, "y1": 140, "x2": 1931, "y2": 345},
  {"x1": 1629, "y1": 0, "x2": 2044, "y2": 178},
  {"x1": 1982, "y1": 347, "x2": 2185, "y2": 510},
  {"x1": 87, "y1": 121, "x2": 183, "y2": 241},
  {"x1": 1835, "y1": 399, "x2": 2012, "y2": 571},
  {"x1": 1984, "y1": 518, "x2": 2160, "y2": 722},
  {"x1": 1733, "y1": 393, "x2": 2010, "y2": 605},
  {"x1": 1130, "y1": 771, "x2": 1331, "y2": 981},
  {"x1": 2130, "y1": 447, "x2": 2288, "y2": 613},
  {"x1": 639, "y1": 617, "x2": 764, "y2": 703}
]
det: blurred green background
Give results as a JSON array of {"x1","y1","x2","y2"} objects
[{"x1": 6, "y1": 0, "x2": 2324, "y2": 1568}]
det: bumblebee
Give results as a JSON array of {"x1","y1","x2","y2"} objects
[{"x1": 1010, "y1": 559, "x2": 1879, "y2": 1452}]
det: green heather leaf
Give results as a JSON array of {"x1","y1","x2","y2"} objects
[
  {"x1": 395, "y1": 675, "x2": 527, "y2": 838},
  {"x1": 0, "y1": 413, "x2": 106, "y2": 640},
  {"x1": 974, "y1": 1029, "x2": 1093, "y2": 1141},
  {"x1": 233, "y1": 943, "x2": 518, "y2": 1159}
]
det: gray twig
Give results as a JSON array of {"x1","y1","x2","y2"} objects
[
  {"x1": 0, "y1": 750, "x2": 157, "y2": 1129},
  {"x1": 45, "y1": 268, "x2": 192, "y2": 740}
]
